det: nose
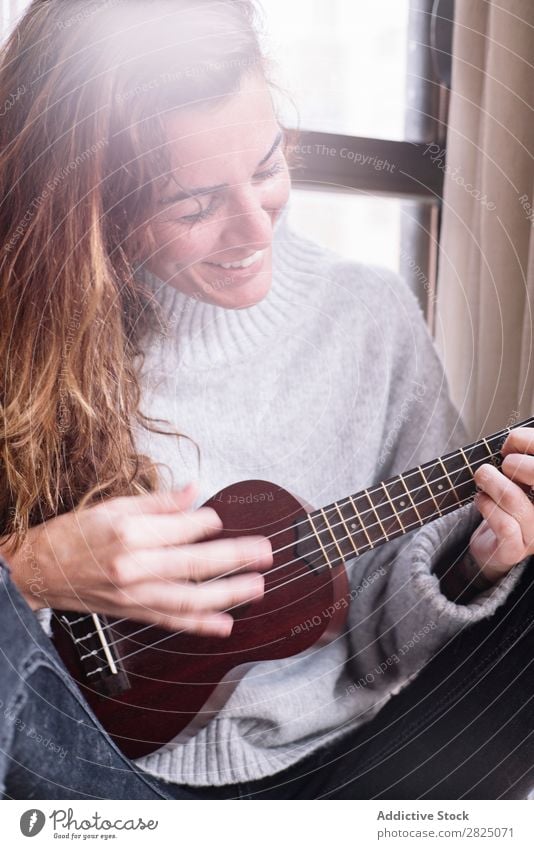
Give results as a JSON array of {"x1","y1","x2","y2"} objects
[{"x1": 221, "y1": 185, "x2": 274, "y2": 249}]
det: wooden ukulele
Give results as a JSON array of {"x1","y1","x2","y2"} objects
[{"x1": 51, "y1": 417, "x2": 534, "y2": 758}]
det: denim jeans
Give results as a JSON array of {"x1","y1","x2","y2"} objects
[{"x1": 1, "y1": 555, "x2": 533, "y2": 800}]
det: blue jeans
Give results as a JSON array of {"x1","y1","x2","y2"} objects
[{"x1": 1, "y1": 555, "x2": 534, "y2": 800}]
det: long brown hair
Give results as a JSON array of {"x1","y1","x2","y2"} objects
[{"x1": 0, "y1": 0, "x2": 274, "y2": 553}]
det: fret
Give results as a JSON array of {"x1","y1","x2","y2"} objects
[
  {"x1": 333, "y1": 498, "x2": 369, "y2": 554},
  {"x1": 382, "y1": 475, "x2": 422, "y2": 532},
  {"x1": 440, "y1": 461, "x2": 472, "y2": 498},
  {"x1": 418, "y1": 464, "x2": 442, "y2": 516},
  {"x1": 421, "y1": 458, "x2": 457, "y2": 512},
  {"x1": 481, "y1": 436, "x2": 493, "y2": 458},
  {"x1": 422, "y1": 456, "x2": 478, "y2": 518},
  {"x1": 363, "y1": 488, "x2": 389, "y2": 541},
  {"x1": 459, "y1": 446, "x2": 475, "y2": 476},
  {"x1": 307, "y1": 512, "x2": 334, "y2": 570},
  {"x1": 406, "y1": 467, "x2": 443, "y2": 522},
  {"x1": 320, "y1": 503, "x2": 362, "y2": 561},
  {"x1": 468, "y1": 440, "x2": 491, "y2": 469},
  {"x1": 304, "y1": 503, "x2": 359, "y2": 566},
  {"x1": 348, "y1": 494, "x2": 375, "y2": 549},
  {"x1": 398, "y1": 471, "x2": 425, "y2": 525},
  {"x1": 437, "y1": 456, "x2": 459, "y2": 503},
  {"x1": 319, "y1": 507, "x2": 345, "y2": 563},
  {"x1": 362, "y1": 484, "x2": 407, "y2": 541},
  {"x1": 481, "y1": 435, "x2": 500, "y2": 469},
  {"x1": 483, "y1": 430, "x2": 506, "y2": 452},
  {"x1": 333, "y1": 501, "x2": 360, "y2": 556},
  {"x1": 487, "y1": 431, "x2": 509, "y2": 464},
  {"x1": 380, "y1": 481, "x2": 406, "y2": 534},
  {"x1": 440, "y1": 441, "x2": 484, "y2": 488},
  {"x1": 294, "y1": 515, "x2": 334, "y2": 572},
  {"x1": 446, "y1": 444, "x2": 477, "y2": 473},
  {"x1": 364, "y1": 482, "x2": 405, "y2": 538}
]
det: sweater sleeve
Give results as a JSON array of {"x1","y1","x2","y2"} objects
[{"x1": 344, "y1": 268, "x2": 528, "y2": 690}]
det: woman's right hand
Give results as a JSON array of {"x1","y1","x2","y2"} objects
[{"x1": 4, "y1": 483, "x2": 272, "y2": 637}]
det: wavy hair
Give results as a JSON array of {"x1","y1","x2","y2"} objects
[{"x1": 0, "y1": 0, "x2": 278, "y2": 553}]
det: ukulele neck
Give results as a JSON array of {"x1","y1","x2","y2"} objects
[{"x1": 305, "y1": 417, "x2": 534, "y2": 565}]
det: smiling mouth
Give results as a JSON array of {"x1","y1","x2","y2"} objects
[{"x1": 204, "y1": 249, "x2": 266, "y2": 270}]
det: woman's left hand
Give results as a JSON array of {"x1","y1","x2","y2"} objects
[{"x1": 469, "y1": 426, "x2": 534, "y2": 582}]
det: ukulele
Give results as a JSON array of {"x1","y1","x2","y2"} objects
[{"x1": 51, "y1": 417, "x2": 534, "y2": 758}]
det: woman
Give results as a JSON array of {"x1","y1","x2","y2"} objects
[{"x1": 1, "y1": 0, "x2": 533, "y2": 800}]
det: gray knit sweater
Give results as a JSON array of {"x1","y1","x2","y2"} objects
[{"x1": 125, "y1": 206, "x2": 527, "y2": 787}]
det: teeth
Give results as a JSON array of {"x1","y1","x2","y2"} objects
[{"x1": 210, "y1": 250, "x2": 264, "y2": 270}]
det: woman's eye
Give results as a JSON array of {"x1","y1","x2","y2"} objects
[
  {"x1": 252, "y1": 162, "x2": 286, "y2": 182},
  {"x1": 162, "y1": 162, "x2": 286, "y2": 225},
  {"x1": 162, "y1": 197, "x2": 216, "y2": 224},
  {"x1": 178, "y1": 202, "x2": 215, "y2": 224}
]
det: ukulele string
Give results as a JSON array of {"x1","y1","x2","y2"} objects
[
  {"x1": 193, "y1": 436, "x2": 506, "y2": 567},
  {"x1": 82, "y1": 479, "x2": 479, "y2": 663},
  {"x1": 88, "y1": 444, "x2": 500, "y2": 636},
  {"x1": 72, "y1": 428, "x2": 533, "y2": 669},
  {"x1": 74, "y1": 449, "x2": 495, "y2": 655},
  {"x1": 71, "y1": 437, "x2": 506, "y2": 646},
  {"x1": 101, "y1": 494, "x2": 479, "y2": 668}
]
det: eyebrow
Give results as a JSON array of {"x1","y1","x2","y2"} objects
[{"x1": 159, "y1": 129, "x2": 284, "y2": 205}]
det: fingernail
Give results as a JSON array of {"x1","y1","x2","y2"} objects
[
  {"x1": 257, "y1": 551, "x2": 273, "y2": 568},
  {"x1": 216, "y1": 617, "x2": 234, "y2": 637},
  {"x1": 251, "y1": 539, "x2": 273, "y2": 567},
  {"x1": 245, "y1": 574, "x2": 265, "y2": 597}
]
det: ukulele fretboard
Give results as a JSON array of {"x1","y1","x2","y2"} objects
[{"x1": 301, "y1": 417, "x2": 534, "y2": 569}]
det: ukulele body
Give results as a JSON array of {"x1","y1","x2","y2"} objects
[{"x1": 52, "y1": 480, "x2": 349, "y2": 758}]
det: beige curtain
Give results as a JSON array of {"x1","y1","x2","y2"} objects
[{"x1": 436, "y1": 0, "x2": 534, "y2": 439}]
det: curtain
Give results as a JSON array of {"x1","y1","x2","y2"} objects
[{"x1": 435, "y1": 0, "x2": 534, "y2": 439}]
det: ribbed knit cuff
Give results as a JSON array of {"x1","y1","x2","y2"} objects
[{"x1": 411, "y1": 502, "x2": 528, "y2": 624}]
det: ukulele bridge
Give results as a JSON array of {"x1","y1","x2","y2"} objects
[{"x1": 58, "y1": 612, "x2": 131, "y2": 697}]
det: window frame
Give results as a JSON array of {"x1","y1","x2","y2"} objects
[{"x1": 283, "y1": 0, "x2": 455, "y2": 333}]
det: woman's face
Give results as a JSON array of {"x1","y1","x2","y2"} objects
[{"x1": 145, "y1": 72, "x2": 291, "y2": 309}]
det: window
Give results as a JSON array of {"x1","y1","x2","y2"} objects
[
  {"x1": 264, "y1": 1, "x2": 410, "y2": 141},
  {"x1": 263, "y1": 0, "x2": 454, "y2": 332}
]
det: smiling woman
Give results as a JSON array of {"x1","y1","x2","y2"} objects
[
  {"x1": 0, "y1": 0, "x2": 533, "y2": 803},
  {"x1": 146, "y1": 77, "x2": 290, "y2": 308}
]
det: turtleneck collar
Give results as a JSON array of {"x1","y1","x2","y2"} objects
[{"x1": 134, "y1": 204, "x2": 324, "y2": 369}]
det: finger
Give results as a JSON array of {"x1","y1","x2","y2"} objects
[
  {"x1": 501, "y1": 427, "x2": 534, "y2": 457},
  {"x1": 473, "y1": 463, "x2": 533, "y2": 522},
  {"x1": 501, "y1": 453, "x2": 534, "y2": 487},
  {"x1": 48, "y1": 593, "x2": 236, "y2": 638},
  {"x1": 474, "y1": 492, "x2": 526, "y2": 561},
  {"x1": 111, "y1": 506, "x2": 224, "y2": 550},
  {"x1": 156, "y1": 612, "x2": 235, "y2": 637},
  {"x1": 115, "y1": 535, "x2": 274, "y2": 585},
  {"x1": 115, "y1": 605, "x2": 236, "y2": 637},
  {"x1": 104, "y1": 482, "x2": 199, "y2": 516},
  {"x1": 115, "y1": 572, "x2": 265, "y2": 617}
]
